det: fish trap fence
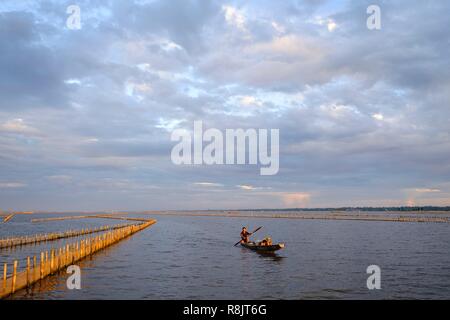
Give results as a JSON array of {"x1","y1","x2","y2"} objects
[
  {"x1": 0, "y1": 219, "x2": 156, "y2": 299},
  {"x1": 0, "y1": 223, "x2": 137, "y2": 249}
]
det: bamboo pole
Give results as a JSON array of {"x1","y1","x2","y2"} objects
[
  {"x1": 2, "y1": 264, "x2": 6, "y2": 289},
  {"x1": 50, "y1": 250, "x2": 54, "y2": 273},
  {"x1": 11, "y1": 261, "x2": 17, "y2": 294},
  {"x1": 26, "y1": 257, "x2": 30, "y2": 287},
  {"x1": 40, "y1": 252, "x2": 44, "y2": 279}
]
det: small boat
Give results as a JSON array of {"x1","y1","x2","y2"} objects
[
  {"x1": 241, "y1": 242, "x2": 285, "y2": 252},
  {"x1": 2, "y1": 214, "x2": 15, "y2": 224}
]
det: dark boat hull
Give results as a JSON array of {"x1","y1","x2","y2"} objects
[{"x1": 241, "y1": 242, "x2": 285, "y2": 252}]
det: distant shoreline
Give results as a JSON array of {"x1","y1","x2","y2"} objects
[
  {"x1": 14, "y1": 209, "x2": 450, "y2": 224},
  {"x1": 10, "y1": 205, "x2": 450, "y2": 215}
]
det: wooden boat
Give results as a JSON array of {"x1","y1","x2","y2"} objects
[
  {"x1": 241, "y1": 241, "x2": 285, "y2": 252},
  {"x1": 2, "y1": 214, "x2": 15, "y2": 224}
]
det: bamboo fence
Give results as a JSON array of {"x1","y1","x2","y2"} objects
[
  {"x1": 0, "y1": 219, "x2": 156, "y2": 299},
  {"x1": 0, "y1": 223, "x2": 136, "y2": 249}
]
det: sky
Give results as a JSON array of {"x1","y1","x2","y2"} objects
[{"x1": 0, "y1": 0, "x2": 449, "y2": 211}]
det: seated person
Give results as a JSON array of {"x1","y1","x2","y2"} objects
[{"x1": 259, "y1": 237, "x2": 272, "y2": 246}]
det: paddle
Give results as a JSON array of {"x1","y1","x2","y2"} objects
[{"x1": 234, "y1": 226, "x2": 263, "y2": 246}]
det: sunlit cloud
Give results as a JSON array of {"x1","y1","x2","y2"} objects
[
  {"x1": 236, "y1": 185, "x2": 271, "y2": 191},
  {"x1": 239, "y1": 96, "x2": 262, "y2": 107},
  {"x1": 327, "y1": 19, "x2": 337, "y2": 32},
  {"x1": 194, "y1": 182, "x2": 224, "y2": 187},
  {"x1": 415, "y1": 188, "x2": 440, "y2": 193},
  {"x1": 312, "y1": 16, "x2": 338, "y2": 32},
  {"x1": 237, "y1": 184, "x2": 256, "y2": 190},
  {"x1": 0, "y1": 118, "x2": 37, "y2": 134},
  {"x1": 281, "y1": 192, "x2": 311, "y2": 207}
]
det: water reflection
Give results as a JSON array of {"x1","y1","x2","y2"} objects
[
  {"x1": 240, "y1": 247, "x2": 286, "y2": 262},
  {"x1": 255, "y1": 251, "x2": 285, "y2": 262}
]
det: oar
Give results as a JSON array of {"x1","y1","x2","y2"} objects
[{"x1": 234, "y1": 226, "x2": 263, "y2": 246}]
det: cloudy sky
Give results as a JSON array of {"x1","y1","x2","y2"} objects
[{"x1": 0, "y1": 0, "x2": 449, "y2": 211}]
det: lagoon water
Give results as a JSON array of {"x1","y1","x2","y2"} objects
[{"x1": 2, "y1": 213, "x2": 450, "y2": 299}]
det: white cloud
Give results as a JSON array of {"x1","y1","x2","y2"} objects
[
  {"x1": 0, "y1": 182, "x2": 27, "y2": 188},
  {"x1": 236, "y1": 184, "x2": 272, "y2": 191},
  {"x1": 271, "y1": 21, "x2": 285, "y2": 34},
  {"x1": 64, "y1": 78, "x2": 82, "y2": 85},
  {"x1": 194, "y1": 182, "x2": 224, "y2": 187},
  {"x1": 239, "y1": 95, "x2": 262, "y2": 107},
  {"x1": 124, "y1": 80, "x2": 152, "y2": 102},
  {"x1": 0, "y1": 118, "x2": 37, "y2": 134},
  {"x1": 156, "y1": 118, "x2": 183, "y2": 132},
  {"x1": 222, "y1": 5, "x2": 246, "y2": 31},
  {"x1": 237, "y1": 184, "x2": 255, "y2": 190},
  {"x1": 248, "y1": 35, "x2": 322, "y2": 58},
  {"x1": 415, "y1": 188, "x2": 440, "y2": 193},
  {"x1": 321, "y1": 104, "x2": 361, "y2": 119},
  {"x1": 372, "y1": 113, "x2": 384, "y2": 121},
  {"x1": 312, "y1": 16, "x2": 338, "y2": 32},
  {"x1": 137, "y1": 63, "x2": 152, "y2": 72},
  {"x1": 160, "y1": 40, "x2": 183, "y2": 52},
  {"x1": 327, "y1": 20, "x2": 337, "y2": 32}
]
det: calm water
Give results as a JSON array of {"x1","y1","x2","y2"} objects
[{"x1": 2, "y1": 214, "x2": 450, "y2": 299}]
